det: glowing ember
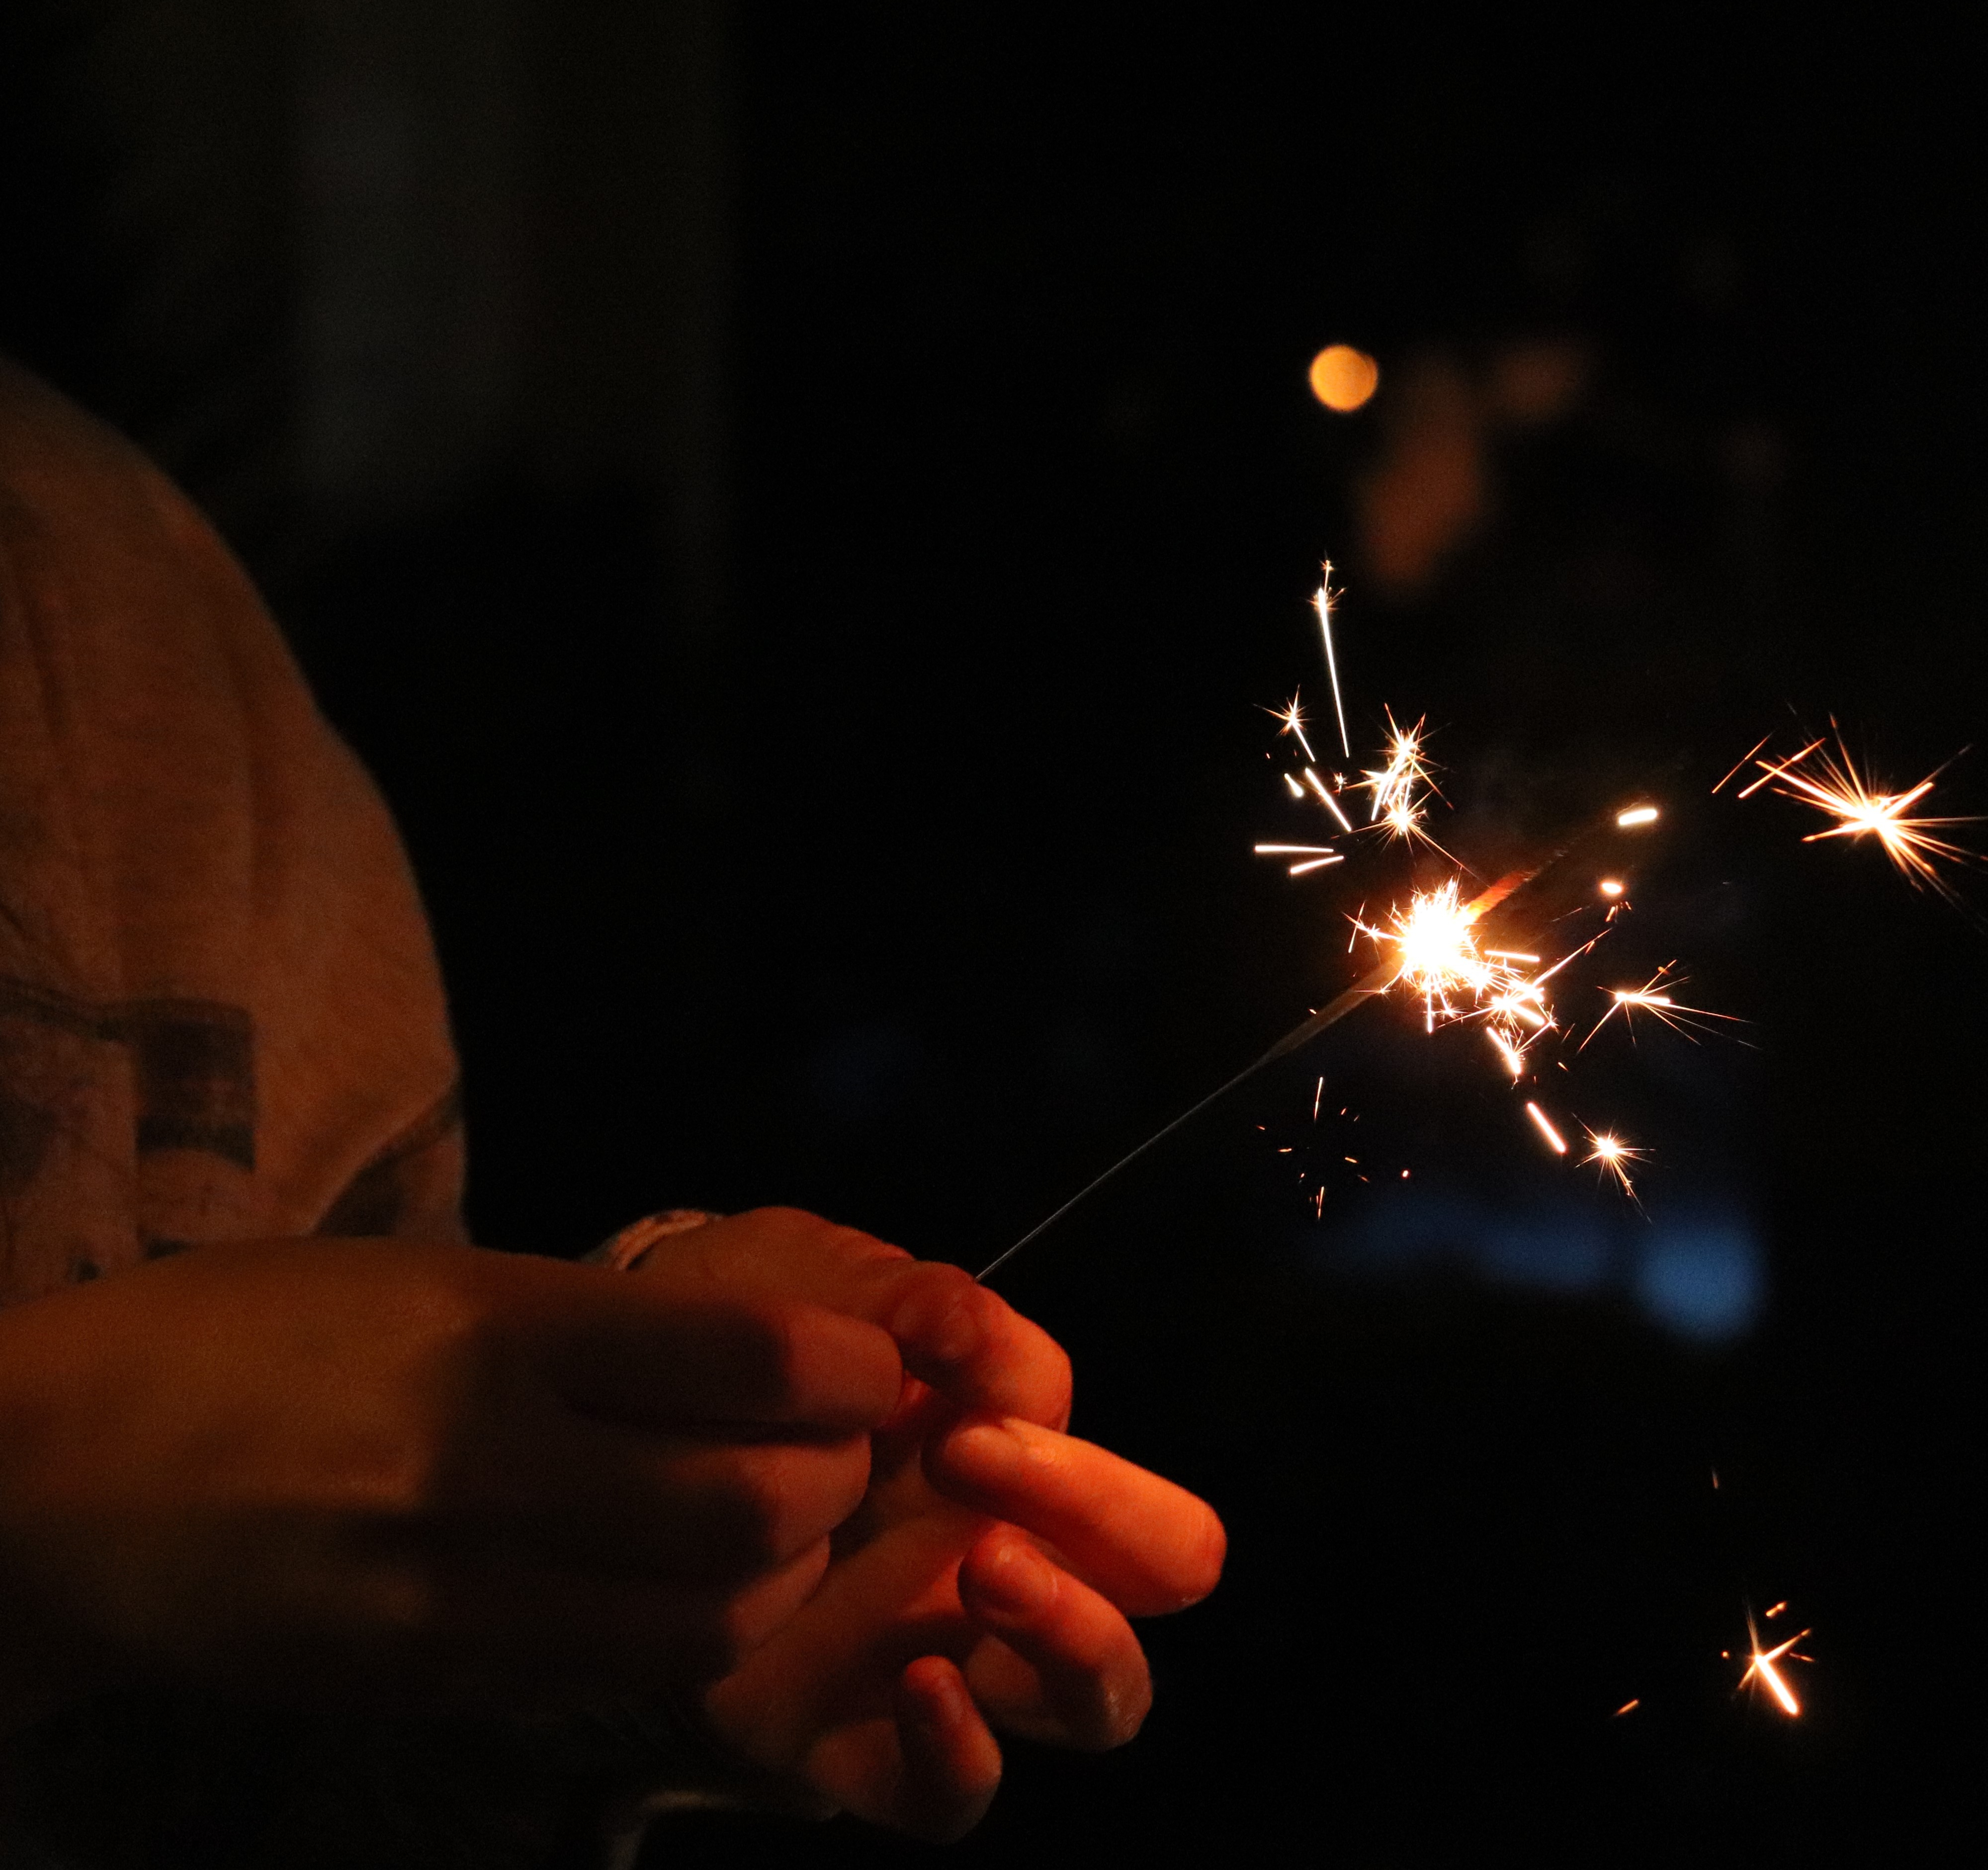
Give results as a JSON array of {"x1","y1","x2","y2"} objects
[
  {"x1": 1615, "y1": 805, "x2": 1660, "y2": 828},
  {"x1": 1524, "y1": 1101, "x2": 1569, "y2": 1154},
  {"x1": 1738, "y1": 1610, "x2": 1812, "y2": 1718}
]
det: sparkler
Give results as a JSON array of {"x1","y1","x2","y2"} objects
[{"x1": 979, "y1": 793, "x2": 1660, "y2": 1279}]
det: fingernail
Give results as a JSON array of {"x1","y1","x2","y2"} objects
[
  {"x1": 892, "y1": 1273, "x2": 986, "y2": 1367},
  {"x1": 970, "y1": 1537, "x2": 1055, "y2": 1616}
]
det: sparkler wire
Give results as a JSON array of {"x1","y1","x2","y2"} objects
[{"x1": 977, "y1": 802, "x2": 1644, "y2": 1282}]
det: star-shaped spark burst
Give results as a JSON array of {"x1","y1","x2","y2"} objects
[
  {"x1": 1737, "y1": 730, "x2": 1982, "y2": 900},
  {"x1": 1262, "y1": 691, "x2": 1317, "y2": 765},
  {"x1": 1579, "y1": 1126, "x2": 1647, "y2": 1201}
]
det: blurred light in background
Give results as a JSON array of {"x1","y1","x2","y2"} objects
[
  {"x1": 1309, "y1": 1183, "x2": 1765, "y2": 1345},
  {"x1": 1308, "y1": 342, "x2": 1380, "y2": 412}
]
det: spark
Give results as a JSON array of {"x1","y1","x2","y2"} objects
[
  {"x1": 1613, "y1": 1699, "x2": 1641, "y2": 1717},
  {"x1": 1736, "y1": 737, "x2": 1825, "y2": 799},
  {"x1": 1738, "y1": 1611, "x2": 1811, "y2": 1718},
  {"x1": 1313, "y1": 570, "x2": 1352, "y2": 758},
  {"x1": 1302, "y1": 765, "x2": 1356, "y2": 832},
  {"x1": 1283, "y1": 772, "x2": 1305, "y2": 800},
  {"x1": 1580, "y1": 1126, "x2": 1647, "y2": 1199},
  {"x1": 1714, "y1": 734, "x2": 1775, "y2": 794},
  {"x1": 1747, "y1": 730, "x2": 1981, "y2": 897},
  {"x1": 1353, "y1": 878, "x2": 1566, "y2": 1071},
  {"x1": 1312, "y1": 1077, "x2": 1324, "y2": 1121},
  {"x1": 1765, "y1": 1601, "x2": 1788, "y2": 1619},
  {"x1": 1358, "y1": 712, "x2": 1439, "y2": 835},
  {"x1": 1525, "y1": 1101, "x2": 1569, "y2": 1154},
  {"x1": 1598, "y1": 878, "x2": 1624, "y2": 898},
  {"x1": 1263, "y1": 691, "x2": 1317, "y2": 764},
  {"x1": 1615, "y1": 805, "x2": 1660, "y2": 828},
  {"x1": 1582, "y1": 965, "x2": 1744, "y2": 1049},
  {"x1": 1254, "y1": 843, "x2": 1338, "y2": 853},
  {"x1": 1287, "y1": 855, "x2": 1344, "y2": 875}
]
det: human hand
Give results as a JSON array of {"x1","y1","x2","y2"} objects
[
  {"x1": 0, "y1": 1237, "x2": 912, "y2": 1729},
  {"x1": 695, "y1": 1403, "x2": 1224, "y2": 1840},
  {"x1": 629, "y1": 1205, "x2": 1223, "y2": 1841},
  {"x1": 621, "y1": 1207, "x2": 1073, "y2": 1430}
]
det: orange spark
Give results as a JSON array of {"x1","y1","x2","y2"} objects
[
  {"x1": 1748, "y1": 730, "x2": 1981, "y2": 898},
  {"x1": 1582, "y1": 964, "x2": 1744, "y2": 1049},
  {"x1": 1738, "y1": 1610, "x2": 1811, "y2": 1718}
]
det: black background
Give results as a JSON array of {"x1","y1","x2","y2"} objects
[{"x1": 4, "y1": 8, "x2": 1984, "y2": 1863}]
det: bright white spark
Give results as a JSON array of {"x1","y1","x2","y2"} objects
[
  {"x1": 1314, "y1": 569, "x2": 1352, "y2": 758},
  {"x1": 1353, "y1": 879, "x2": 1560, "y2": 1069},
  {"x1": 1579, "y1": 1126, "x2": 1647, "y2": 1198},
  {"x1": 1615, "y1": 805, "x2": 1660, "y2": 828},
  {"x1": 1303, "y1": 766, "x2": 1356, "y2": 832},
  {"x1": 1525, "y1": 1102, "x2": 1569, "y2": 1154}
]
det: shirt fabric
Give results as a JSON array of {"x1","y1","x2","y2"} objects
[{"x1": 0, "y1": 362, "x2": 716, "y2": 1868}]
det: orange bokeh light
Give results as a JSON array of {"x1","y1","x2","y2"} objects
[{"x1": 1308, "y1": 343, "x2": 1380, "y2": 412}]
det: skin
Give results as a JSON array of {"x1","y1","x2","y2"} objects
[
  {"x1": 0, "y1": 1212, "x2": 1224, "y2": 1842},
  {"x1": 633, "y1": 1210, "x2": 1226, "y2": 1841}
]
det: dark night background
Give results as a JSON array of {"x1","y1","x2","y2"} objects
[{"x1": 3, "y1": 6, "x2": 1983, "y2": 1863}]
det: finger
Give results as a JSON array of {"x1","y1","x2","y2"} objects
[
  {"x1": 639, "y1": 1210, "x2": 1073, "y2": 1428},
  {"x1": 956, "y1": 1528, "x2": 1151, "y2": 1749},
  {"x1": 891, "y1": 1655, "x2": 1003, "y2": 1842},
  {"x1": 876, "y1": 1264, "x2": 1072, "y2": 1429},
  {"x1": 925, "y1": 1416, "x2": 1226, "y2": 1616},
  {"x1": 510, "y1": 1264, "x2": 903, "y2": 1432}
]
